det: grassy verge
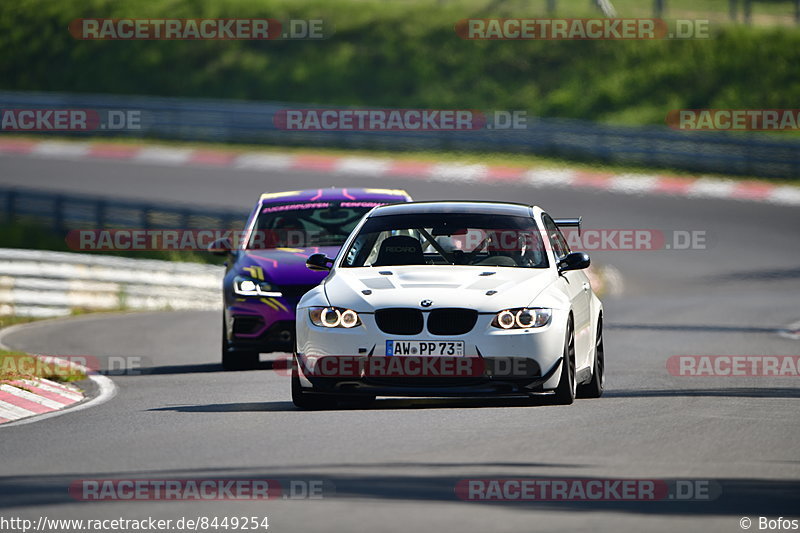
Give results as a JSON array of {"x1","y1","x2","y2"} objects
[{"x1": 0, "y1": 349, "x2": 86, "y2": 383}]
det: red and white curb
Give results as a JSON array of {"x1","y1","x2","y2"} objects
[
  {"x1": 0, "y1": 378, "x2": 83, "y2": 424},
  {"x1": 0, "y1": 324, "x2": 117, "y2": 428},
  {"x1": 1, "y1": 138, "x2": 799, "y2": 206}
]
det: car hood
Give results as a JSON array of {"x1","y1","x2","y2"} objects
[
  {"x1": 323, "y1": 266, "x2": 557, "y2": 312},
  {"x1": 239, "y1": 247, "x2": 340, "y2": 286}
]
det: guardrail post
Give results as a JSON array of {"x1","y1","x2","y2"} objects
[
  {"x1": 53, "y1": 195, "x2": 65, "y2": 231},
  {"x1": 180, "y1": 210, "x2": 191, "y2": 231},
  {"x1": 96, "y1": 200, "x2": 107, "y2": 228},
  {"x1": 4, "y1": 190, "x2": 16, "y2": 223}
]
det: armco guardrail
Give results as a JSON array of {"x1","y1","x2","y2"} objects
[
  {"x1": 1, "y1": 91, "x2": 799, "y2": 179},
  {"x1": 0, "y1": 186, "x2": 244, "y2": 234},
  {"x1": 0, "y1": 248, "x2": 223, "y2": 317}
]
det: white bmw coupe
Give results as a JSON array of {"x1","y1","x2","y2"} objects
[{"x1": 293, "y1": 201, "x2": 604, "y2": 409}]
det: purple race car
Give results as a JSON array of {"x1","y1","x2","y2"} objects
[{"x1": 210, "y1": 187, "x2": 412, "y2": 370}]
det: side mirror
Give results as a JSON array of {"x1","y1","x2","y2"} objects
[
  {"x1": 306, "y1": 253, "x2": 333, "y2": 271},
  {"x1": 208, "y1": 237, "x2": 233, "y2": 256},
  {"x1": 558, "y1": 252, "x2": 590, "y2": 272}
]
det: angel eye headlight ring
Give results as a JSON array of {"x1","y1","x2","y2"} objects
[
  {"x1": 497, "y1": 310, "x2": 516, "y2": 329},
  {"x1": 309, "y1": 307, "x2": 361, "y2": 328},
  {"x1": 492, "y1": 308, "x2": 552, "y2": 329}
]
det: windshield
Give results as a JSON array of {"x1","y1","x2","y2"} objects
[
  {"x1": 246, "y1": 201, "x2": 380, "y2": 249},
  {"x1": 341, "y1": 213, "x2": 548, "y2": 268}
]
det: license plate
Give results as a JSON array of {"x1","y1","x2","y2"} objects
[{"x1": 386, "y1": 340, "x2": 465, "y2": 356}]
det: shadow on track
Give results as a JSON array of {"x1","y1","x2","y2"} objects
[
  {"x1": 147, "y1": 395, "x2": 557, "y2": 413},
  {"x1": 107, "y1": 360, "x2": 280, "y2": 375},
  {"x1": 712, "y1": 267, "x2": 800, "y2": 282},
  {"x1": 2, "y1": 467, "x2": 798, "y2": 517}
]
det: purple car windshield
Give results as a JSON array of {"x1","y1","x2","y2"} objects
[{"x1": 246, "y1": 201, "x2": 382, "y2": 249}]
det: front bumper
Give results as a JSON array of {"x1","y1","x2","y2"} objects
[
  {"x1": 295, "y1": 309, "x2": 568, "y2": 396},
  {"x1": 225, "y1": 297, "x2": 299, "y2": 353},
  {"x1": 297, "y1": 356, "x2": 563, "y2": 397}
]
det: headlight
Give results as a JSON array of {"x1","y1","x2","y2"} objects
[
  {"x1": 491, "y1": 308, "x2": 551, "y2": 329},
  {"x1": 309, "y1": 307, "x2": 361, "y2": 328},
  {"x1": 233, "y1": 275, "x2": 282, "y2": 297}
]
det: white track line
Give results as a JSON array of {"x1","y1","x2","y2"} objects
[
  {"x1": 31, "y1": 141, "x2": 91, "y2": 158},
  {"x1": 333, "y1": 157, "x2": 391, "y2": 176},
  {"x1": 133, "y1": 147, "x2": 193, "y2": 165},
  {"x1": 687, "y1": 178, "x2": 737, "y2": 199},
  {"x1": 608, "y1": 174, "x2": 661, "y2": 194},
  {"x1": 233, "y1": 153, "x2": 294, "y2": 170},
  {"x1": 523, "y1": 168, "x2": 577, "y2": 187},
  {"x1": 768, "y1": 186, "x2": 800, "y2": 206},
  {"x1": 428, "y1": 163, "x2": 488, "y2": 182}
]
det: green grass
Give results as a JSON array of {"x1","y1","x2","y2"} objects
[
  {"x1": 375, "y1": 0, "x2": 800, "y2": 23},
  {"x1": 1, "y1": 0, "x2": 798, "y2": 128},
  {"x1": 0, "y1": 349, "x2": 86, "y2": 383},
  {"x1": 0, "y1": 315, "x2": 44, "y2": 330}
]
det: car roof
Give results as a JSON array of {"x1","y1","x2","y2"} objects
[
  {"x1": 260, "y1": 188, "x2": 411, "y2": 204},
  {"x1": 368, "y1": 201, "x2": 537, "y2": 217}
]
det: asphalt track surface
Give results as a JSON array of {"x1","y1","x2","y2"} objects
[{"x1": 1, "y1": 153, "x2": 799, "y2": 532}]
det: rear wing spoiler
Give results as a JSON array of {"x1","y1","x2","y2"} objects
[{"x1": 554, "y1": 217, "x2": 582, "y2": 236}]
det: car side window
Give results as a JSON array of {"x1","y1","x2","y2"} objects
[{"x1": 542, "y1": 214, "x2": 570, "y2": 259}]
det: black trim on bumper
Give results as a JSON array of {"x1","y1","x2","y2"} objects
[
  {"x1": 229, "y1": 320, "x2": 295, "y2": 353},
  {"x1": 301, "y1": 356, "x2": 562, "y2": 397}
]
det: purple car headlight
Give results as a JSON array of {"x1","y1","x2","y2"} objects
[
  {"x1": 233, "y1": 275, "x2": 282, "y2": 297},
  {"x1": 309, "y1": 307, "x2": 361, "y2": 328},
  {"x1": 492, "y1": 308, "x2": 551, "y2": 329}
]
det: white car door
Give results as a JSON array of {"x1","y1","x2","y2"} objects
[{"x1": 542, "y1": 214, "x2": 592, "y2": 370}]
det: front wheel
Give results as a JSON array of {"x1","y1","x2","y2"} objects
[
  {"x1": 552, "y1": 320, "x2": 576, "y2": 405},
  {"x1": 221, "y1": 314, "x2": 260, "y2": 370},
  {"x1": 291, "y1": 356, "x2": 337, "y2": 410},
  {"x1": 577, "y1": 318, "x2": 604, "y2": 399}
]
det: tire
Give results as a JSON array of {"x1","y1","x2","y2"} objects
[
  {"x1": 291, "y1": 355, "x2": 337, "y2": 410},
  {"x1": 552, "y1": 319, "x2": 576, "y2": 405},
  {"x1": 221, "y1": 314, "x2": 259, "y2": 371},
  {"x1": 577, "y1": 318, "x2": 604, "y2": 399}
]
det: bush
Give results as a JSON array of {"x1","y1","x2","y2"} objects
[{"x1": 1, "y1": 0, "x2": 798, "y2": 126}]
